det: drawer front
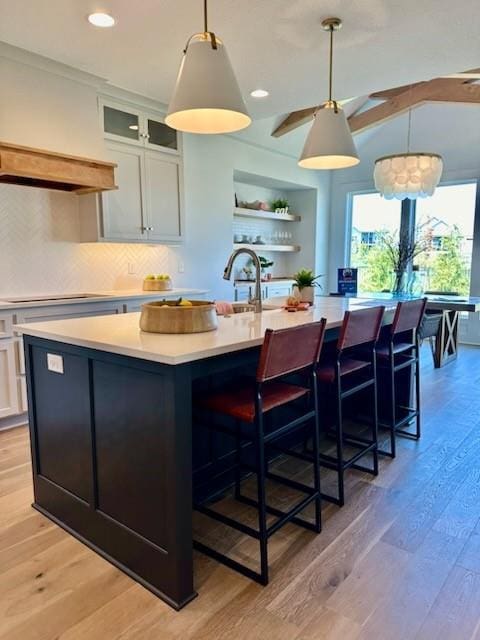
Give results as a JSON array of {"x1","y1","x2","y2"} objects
[
  {"x1": 266, "y1": 285, "x2": 291, "y2": 298},
  {"x1": 0, "y1": 313, "x2": 14, "y2": 339}
]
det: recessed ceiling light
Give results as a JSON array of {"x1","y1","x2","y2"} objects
[
  {"x1": 250, "y1": 89, "x2": 269, "y2": 98},
  {"x1": 87, "y1": 12, "x2": 115, "y2": 28}
]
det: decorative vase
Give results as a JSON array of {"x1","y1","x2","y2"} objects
[
  {"x1": 293, "y1": 285, "x2": 315, "y2": 304},
  {"x1": 392, "y1": 270, "x2": 408, "y2": 296}
]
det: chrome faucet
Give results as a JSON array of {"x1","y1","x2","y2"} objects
[{"x1": 223, "y1": 248, "x2": 263, "y2": 313}]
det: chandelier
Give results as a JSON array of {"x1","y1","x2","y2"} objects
[{"x1": 374, "y1": 109, "x2": 443, "y2": 200}]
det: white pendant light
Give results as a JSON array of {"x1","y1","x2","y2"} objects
[
  {"x1": 299, "y1": 18, "x2": 359, "y2": 170},
  {"x1": 166, "y1": 0, "x2": 251, "y2": 134},
  {"x1": 374, "y1": 109, "x2": 443, "y2": 200}
]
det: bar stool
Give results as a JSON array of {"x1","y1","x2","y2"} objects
[
  {"x1": 376, "y1": 298, "x2": 427, "y2": 457},
  {"x1": 315, "y1": 306, "x2": 385, "y2": 507},
  {"x1": 194, "y1": 320, "x2": 327, "y2": 585}
]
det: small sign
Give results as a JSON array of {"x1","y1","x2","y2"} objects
[
  {"x1": 338, "y1": 268, "x2": 358, "y2": 297},
  {"x1": 47, "y1": 353, "x2": 64, "y2": 374}
]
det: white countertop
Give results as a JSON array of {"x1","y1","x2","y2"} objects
[
  {"x1": 15, "y1": 296, "x2": 396, "y2": 366},
  {"x1": 0, "y1": 288, "x2": 208, "y2": 311}
]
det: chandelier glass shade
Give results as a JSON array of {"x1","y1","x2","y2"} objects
[{"x1": 374, "y1": 152, "x2": 443, "y2": 200}]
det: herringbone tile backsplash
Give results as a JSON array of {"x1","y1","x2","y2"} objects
[{"x1": 0, "y1": 185, "x2": 172, "y2": 296}]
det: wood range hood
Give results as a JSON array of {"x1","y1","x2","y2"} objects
[{"x1": 0, "y1": 141, "x2": 117, "y2": 194}]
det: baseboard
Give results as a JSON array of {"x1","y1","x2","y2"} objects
[{"x1": 0, "y1": 412, "x2": 28, "y2": 431}]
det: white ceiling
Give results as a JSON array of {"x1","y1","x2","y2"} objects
[{"x1": 0, "y1": 0, "x2": 478, "y2": 124}]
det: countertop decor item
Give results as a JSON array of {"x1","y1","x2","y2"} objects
[
  {"x1": 293, "y1": 268, "x2": 323, "y2": 304},
  {"x1": 271, "y1": 198, "x2": 289, "y2": 213},
  {"x1": 165, "y1": 0, "x2": 250, "y2": 134},
  {"x1": 299, "y1": 17, "x2": 359, "y2": 170},
  {"x1": 142, "y1": 274, "x2": 173, "y2": 291},
  {"x1": 374, "y1": 107, "x2": 443, "y2": 200},
  {"x1": 139, "y1": 299, "x2": 218, "y2": 333}
]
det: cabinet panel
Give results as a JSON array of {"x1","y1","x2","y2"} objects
[
  {"x1": 146, "y1": 117, "x2": 178, "y2": 152},
  {"x1": 101, "y1": 142, "x2": 146, "y2": 241},
  {"x1": 31, "y1": 346, "x2": 93, "y2": 502},
  {"x1": 0, "y1": 313, "x2": 13, "y2": 338},
  {"x1": 101, "y1": 102, "x2": 142, "y2": 145},
  {"x1": 144, "y1": 152, "x2": 182, "y2": 241},
  {"x1": 0, "y1": 341, "x2": 19, "y2": 418}
]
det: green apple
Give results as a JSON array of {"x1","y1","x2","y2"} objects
[{"x1": 144, "y1": 274, "x2": 155, "y2": 280}]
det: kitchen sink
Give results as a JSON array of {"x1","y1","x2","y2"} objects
[{"x1": 231, "y1": 303, "x2": 255, "y2": 313}]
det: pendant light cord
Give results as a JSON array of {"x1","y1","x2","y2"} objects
[
  {"x1": 407, "y1": 108, "x2": 412, "y2": 153},
  {"x1": 328, "y1": 26, "x2": 333, "y2": 103},
  {"x1": 327, "y1": 25, "x2": 338, "y2": 112},
  {"x1": 204, "y1": 0, "x2": 208, "y2": 34}
]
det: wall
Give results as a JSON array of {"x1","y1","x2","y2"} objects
[
  {"x1": 328, "y1": 103, "x2": 480, "y2": 292},
  {"x1": 0, "y1": 185, "x2": 171, "y2": 295},
  {"x1": 176, "y1": 133, "x2": 329, "y2": 299},
  {"x1": 0, "y1": 43, "x2": 106, "y2": 159},
  {"x1": 0, "y1": 46, "x2": 330, "y2": 300}
]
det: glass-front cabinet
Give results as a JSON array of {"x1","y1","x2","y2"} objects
[{"x1": 100, "y1": 100, "x2": 179, "y2": 155}]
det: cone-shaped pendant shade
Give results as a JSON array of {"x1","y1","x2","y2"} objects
[
  {"x1": 299, "y1": 103, "x2": 359, "y2": 169},
  {"x1": 166, "y1": 34, "x2": 251, "y2": 134}
]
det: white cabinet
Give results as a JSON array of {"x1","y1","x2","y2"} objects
[
  {"x1": 100, "y1": 100, "x2": 179, "y2": 155},
  {"x1": 101, "y1": 142, "x2": 145, "y2": 241},
  {"x1": 144, "y1": 151, "x2": 183, "y2": 241},
  {"x1": 80, "y1": 140, "x2": 184, "y2": 244},
  {"x1": 0, "y1": 340, "x2": 18, "y2": 419}
]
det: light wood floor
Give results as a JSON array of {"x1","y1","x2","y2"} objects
[{"x1": 2, "y1": 346, "x2": 480, "y2": 639}]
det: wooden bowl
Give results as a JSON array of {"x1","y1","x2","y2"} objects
[
  {"x1": 143, "y1": 279, "x2": 173, "y2": 292},
  {"x1": 139, "y1": 300, "x2": 218, "y2": 334}
]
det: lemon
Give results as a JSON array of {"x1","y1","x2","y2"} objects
[{"x1": 178, "y1": 298, "x2": 193, "y2": 307}]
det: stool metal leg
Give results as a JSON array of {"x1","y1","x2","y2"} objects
[
  {"x1": 335, "y1": 363, "x2": 345, "y2": 507},
  {"x1": 414, "y1": 340, "x2": 421, "y2": 439},
  {"x1": 254, "y1": 391, "x2": 269, "y2": 585},
  {"x1": 372, "y1": 353, "x2": 379, "y2": 475},
  {"x1": 388, "y1": 347, "x2": 397, "y2": 459},
  {"x1": 312, "y1": 372, "x2": 322, "y2": 533}
]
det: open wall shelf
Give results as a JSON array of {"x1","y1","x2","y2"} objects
[
  {"x1": 233, "y1": 207, "x2": 301, "y2": 222},
  {"x1": 233, "y1": 243, "x2": 300, "y2": 253}
]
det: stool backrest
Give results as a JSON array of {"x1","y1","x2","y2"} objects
[
  {"x1": 257, "y1": 320, "x2": 327, "y2": 383},
  {"x1": 391, "y1": 298, "x2": 427, "y2": 335},
  {"x1": 337, "y1": 306, "x2": 385, "y2": 351}
]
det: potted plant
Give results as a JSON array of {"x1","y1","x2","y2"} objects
[
  {"x1": 293, "y1": 269, "x2": 323, "y2": 304},
  {"x1": 250, "y1": 256, "x2": 274, "y2": 280},
  {"x1": 270, "y1": 198, "x2": 290, "y2": 214}
]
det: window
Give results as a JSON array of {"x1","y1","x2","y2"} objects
[
  {"x1": 349, "y1": 193, "x2": 401, "y2": 292},
  {"x1": 348, "y1": 182, "x2": 478, "y2": 295},
  {"x1": 415, "y1": 183, "x2": 477, "y2": 295}
]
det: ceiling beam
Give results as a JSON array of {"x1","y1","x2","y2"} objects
[
  {"x1": 272, "y1": 70, "x2": 480, "y2": 138},
  {"x1": 271, "y1": 106, "x2": 319, "y2": 138},
  {"x1": 427, "y1": 82, "x2": 480, "y2": 103},
  {"x1": 369, "y1": 82, "x2": 425, "y2": 101}
]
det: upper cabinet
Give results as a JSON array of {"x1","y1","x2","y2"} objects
[
  {"x1": 80, "y1": 99, "x2": 184, "y2": 244},
  {"x1": 101, "y1": 101, "x2": 179, "y2": 154}
]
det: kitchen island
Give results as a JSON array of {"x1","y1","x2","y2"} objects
[{"x1": 16, "y1": 297, "x2": 399, "y2": 609}]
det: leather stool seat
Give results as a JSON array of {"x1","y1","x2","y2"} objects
[
  {"x1": 375, "y1": 342, "x2": 415, "y2": 358},
  {"x1": 317, "y1": 358, "x2": 370, "y2": 384},
  {"x1": 199, "y1": 380, "x2": 309, "y2": 422}
]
